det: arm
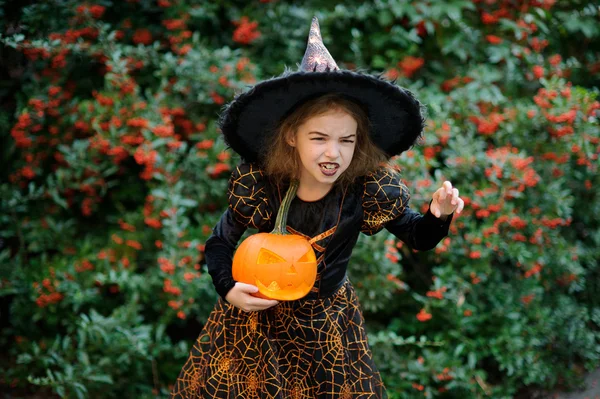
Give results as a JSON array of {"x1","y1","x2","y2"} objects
[
  {"x1": 385, "y1": 199, "x2": 453, "y2": 251},
  {"x1": 360, "y1": 168, "x2": 461, "y2": 251},
  {"x1": 207, "y1": 162, "x2": 271, "y2": 300},
  {"x1": 205, "y1": 209, "x2": 279, "y2": 310},
  {"x1": 205, "y1": 208, "x2": 247, "y2": 300}
]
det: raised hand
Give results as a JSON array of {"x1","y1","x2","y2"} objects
[{"x1": 430, "y1": 181, "x2": 464, "y2": 218}]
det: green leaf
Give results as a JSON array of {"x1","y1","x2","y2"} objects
[
  {"x1": 377, "y1": 10, "x2": 394, "y2": 26},
  {"x1": 179, "y1": 198, "x2": 198, "y2": 208},
  {"x1": 86, "y1": 374, "x2": 113, "y2": 384}
]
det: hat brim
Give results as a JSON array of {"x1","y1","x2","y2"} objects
[{"x1": 219, "y1": 70, "x2": 425, "y2": 163}]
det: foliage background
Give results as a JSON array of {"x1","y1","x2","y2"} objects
[{"x1": 1, "y1": 0, "x2": 599, "y2": 398}]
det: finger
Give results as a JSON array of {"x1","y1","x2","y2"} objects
[
  {"x1": 247, "y1": 297, "x2": 279, "y2": 309},
  {"x1": 431, "y1": 191, "x2": 441, "y2": 217},
  {"x1": 457, "y1": 198, "x2": 465, "y2": 213},
  {"x1": 240, "y1": 301, "x2": 273, "y2": 312},
  {"x1": 443, "y1": 181, "x2": 453, "y2": 195},
  {"x1": 235, "y1": 282, "x2": 259, "y2": 293},
  {"x1": 257, "y1": 301, "x2": 280, "y2": 310},
  {"x1": 438, "y1": 187, "x2": 446, "y2": 202},
  {"x1": 244, "y1": 302, "x2": 278, "y2": 312},
  {"x1": 252, "y1": 297, "x2": 279, "y2": 306},
  {"x1": 451, "y1": 188, "x2": 459, "y2": 205}
]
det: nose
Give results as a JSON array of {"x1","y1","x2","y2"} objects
[{"x1": 324, "y1": 141, "x2": 340, "y2": 158}]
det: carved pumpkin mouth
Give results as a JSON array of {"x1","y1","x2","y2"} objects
[{"x1": 255, "y1": 276, "x2": 313, "y2": 301}]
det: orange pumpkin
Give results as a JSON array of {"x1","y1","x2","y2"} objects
[{"x1": 232, "y1": 180, "x2": 317, "y2": 301}]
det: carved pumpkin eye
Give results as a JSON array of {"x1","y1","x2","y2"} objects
[
  {"x1": 256, "y1": 248, "x2": 286, "y2": 264},
  {"x1": 298, "y1": 250, "x2": 316, "y2": 263}
]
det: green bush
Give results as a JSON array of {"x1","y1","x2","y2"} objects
[{"x1": 1, "y1": 1, "x2": 598, "y2": 397}]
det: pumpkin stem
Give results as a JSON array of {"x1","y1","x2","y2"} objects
[{"x1": 272, "y1": 179, "x2": 299, "y2": 235}]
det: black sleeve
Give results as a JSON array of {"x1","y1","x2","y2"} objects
[
  {"x1": 206, "y1": 162, "x2": 273, "y2": 301},
  {"x1": 384, "y1": 199, "x2": 453, "y2": 251},
  {"x1": 204, "y1": 208, "x2": 247, "y2": 301}
]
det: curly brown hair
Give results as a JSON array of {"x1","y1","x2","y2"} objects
[{"x1": 263, "y1": 93, "x2": 394, "y2": 189}]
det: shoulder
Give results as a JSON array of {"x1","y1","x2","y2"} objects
[
  {"x1": 228, "y1": 162, "x2": 273, "y2": 229},
  {"x1": 229, "y1": 162, "x2": 266, "y2": 192},
  {"x1": 362, "y1": 167, "x2": 410, "y2": 207},
  {"x1": 360, "y1": 166, "x2": 410, "y2": 235}
]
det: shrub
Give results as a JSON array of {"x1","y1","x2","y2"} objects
[{"x1": 1, "y1": 1, "x2": 598, "y2": 397}]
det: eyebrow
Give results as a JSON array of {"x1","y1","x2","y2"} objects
[{"x1": 308, "y1": 132, "x2": 356, "y2": 139}]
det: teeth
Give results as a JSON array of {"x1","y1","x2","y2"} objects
[{"x1": 320, "y1": 163, "x2": 338, "y2": 170}]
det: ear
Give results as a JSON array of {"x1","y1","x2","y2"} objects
[{"x1": 285, "y1": 131, "x2": 296, "y2": 147}]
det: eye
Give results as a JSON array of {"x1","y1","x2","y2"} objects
[
  {"x1": 342, "y1": 140, "x2": 355, "y2": 143},
  {"x1": 310, "y1": 138, "x2": 325, "y2": 141},
  {"x1": 257, "y1": 248, "x2": 285, "y2": 264},
  {"x1": 298, "y1": 250, "x2": 316, "y2": 263}
]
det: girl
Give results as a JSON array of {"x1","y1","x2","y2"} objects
[{"x1": 170, "y1": 17, "x2": 463, "y2": 398}]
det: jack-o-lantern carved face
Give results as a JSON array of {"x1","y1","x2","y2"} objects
[{"x1": 232, "y1": 232, "x2": 317, "y2": 301}]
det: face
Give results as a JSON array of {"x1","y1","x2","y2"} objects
[{"x1": 287, "y1": 109, "x2": 357, "y2": 192}]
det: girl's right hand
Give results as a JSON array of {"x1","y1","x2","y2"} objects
[{"x1": 225, "y1": 282, "x2": 279, "y2": 312}]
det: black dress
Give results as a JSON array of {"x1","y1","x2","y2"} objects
[{"x1": 170, "y1": 163, "x2": 453, "y2": 398}]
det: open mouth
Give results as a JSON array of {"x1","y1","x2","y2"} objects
[
  {"x1": 319, "y1": 163, "x2": 339, "y2": 175},
  {"x1": 255, "y1": 277, "x2": 312, "y2": 300},
  {"x1": 319, "y1": 162, "x2": 339, "y2": 169}
]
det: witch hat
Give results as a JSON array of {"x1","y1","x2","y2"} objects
[{"x1": 219, "y1": 16, "x2": 424, "y2": 163}]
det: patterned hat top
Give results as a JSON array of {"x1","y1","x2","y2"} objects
[{"x1": 300, "y1": 17, "x2": 339, "y2": 72}]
